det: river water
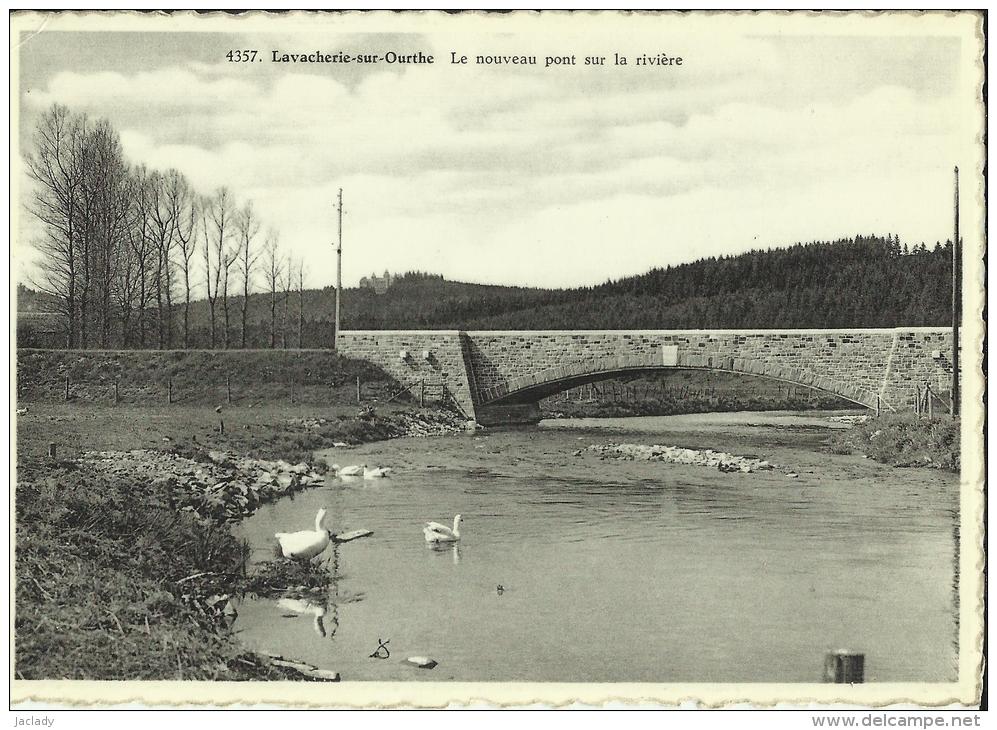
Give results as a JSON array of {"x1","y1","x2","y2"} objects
[{"x1": 232, "y1": 411, "x2": 958, "y2": 683}]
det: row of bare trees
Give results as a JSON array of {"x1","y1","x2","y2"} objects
[{"x1": 25, "y1": 103, "x2": 306, "y2": 350}]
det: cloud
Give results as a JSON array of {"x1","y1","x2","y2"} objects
[{"x1": 17, "y1": 30, "x2": 973, "y2": 288}]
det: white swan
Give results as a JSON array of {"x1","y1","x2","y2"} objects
[
  {"x1": 423, "y1": 514, "x2": 462, "y2": 543},
  {"x1": 364, "y1": 466, "x2": 392, "y2": 479},
  {"x1": 275, "y1": 508, "x2": 332, "y2": 560},
  {"x1": 338, "y1": 464, "x2": 365, "y2": 477}
]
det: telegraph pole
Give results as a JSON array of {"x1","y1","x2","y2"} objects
[
  {"x1": 951, "y1": 167, "x2": 960, "y2": 418},
  {"x1": 334, "y1": 188, "x2": 343, "y2": 350}
]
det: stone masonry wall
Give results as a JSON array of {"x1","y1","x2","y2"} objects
[
  {"x1": 338, "y1": 328, "x2": 952, "y2": 417},
  {"x1": 465, "y1": 328, "x2": 952, "y2": 412},
  {"x1": 336, "y1": 331, "x2": 475, "y2": 417}
]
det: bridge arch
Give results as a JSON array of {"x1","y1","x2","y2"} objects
[{"x1": 477, "y1": 351, "x2": 884, "y2": 411}]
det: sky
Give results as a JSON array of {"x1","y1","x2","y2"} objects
[{"x1": 12, "y1": 12, "x2": 982, "y2": 290}]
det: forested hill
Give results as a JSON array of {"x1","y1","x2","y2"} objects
[
  {"x1": 18, "y1": 236, "x2": 955, "y2": 348},
  {"x1": 338, "y1": 235, "x2": 954, "y2": 331}
]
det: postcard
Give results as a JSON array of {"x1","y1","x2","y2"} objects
[{"x1": 9, "y1": 9, "x2": 986, "y2": 709}]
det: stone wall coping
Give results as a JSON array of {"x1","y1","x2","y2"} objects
[
  {"x1": 340, "y1": 330, "x2": 463, "y2": 336},
  {"x1": 463, "y1": 327, "x2": 948, "y2": 336}
]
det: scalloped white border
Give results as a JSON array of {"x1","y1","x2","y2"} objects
[{"x1": 7, "y1": 7, "x2": 986, "y2": 709}]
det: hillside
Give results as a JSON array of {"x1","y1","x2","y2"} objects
[{"x1": 18, "y1": 235, "x2": 955, "y2": 348}]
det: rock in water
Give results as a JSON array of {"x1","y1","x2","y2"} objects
[
  {"x1": 333, "y1": 529, "x2": 373, "y2": 543},
  {"x1": 304, "y1": 668, "x2": 341, "y2": 681},
  {"x1": 405, "y1": 656, "x2": 438, "y2": 669}
]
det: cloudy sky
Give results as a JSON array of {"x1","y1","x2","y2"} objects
[{"x1": 13, "y1": 12, "x2": 983, "y2": 289}]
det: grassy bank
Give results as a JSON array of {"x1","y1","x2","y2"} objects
[
  {"x1": 14, "y1": 348, "x2": 466, "y2": 680},
  {"x1": 826, "y1": 414, "x2": 959, "y2": 471},
  {"x1": 16, "y1": 348, "x2": 405, "y2": 406},
  {"x1": 16, "y1": 454, "x2": 260, "y2": 680}
]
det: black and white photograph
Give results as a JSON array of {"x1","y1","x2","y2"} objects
[{"x1": 9, "y1": 9, "x2": 986, "y2": 709}]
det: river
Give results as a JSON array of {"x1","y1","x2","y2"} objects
[{"x1": 232, "y1": 411, "x2": 958, "y2": 683}]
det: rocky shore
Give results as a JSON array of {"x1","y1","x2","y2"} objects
[
  {"x1": 585, "y1": 442, "x2": 781, "y2": 474},
  {"x1": 79, "y1": 409, "x2": 469, "y2": 523},
  {"x1": 81, "y1": 448, "x2": 329, "y2": 522}
]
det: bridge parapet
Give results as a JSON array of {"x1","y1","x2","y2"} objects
[
  {"x1": 338, "y1": 328, "x2": 953, "y2": 420},
  {"x1": 465, "y1": 328, "x2": 953, "y2": 413}
]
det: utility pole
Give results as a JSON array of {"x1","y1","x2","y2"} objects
[
  {"x1": 952, "y1": 167, "x2": 960, "y2": 419},
  {"x1": 334, "y1": 188, "x2": 343, "y2": 350}
]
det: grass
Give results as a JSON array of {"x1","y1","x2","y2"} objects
[
  {"x1": 13, "y1": 401, "x2": 413, "y2": 680},
  {"x1": 15, "y1": 458, "x2": 258, "y2": 680},
  {"x1": 826, "y1": 414, "x2": 960, "y2": 471},
  {"x1": 16, "y1": 348, "x2": 406, "y2": 406},
  {"x1": 13, "y1": 350, "x2": 459, "y2": 680}
]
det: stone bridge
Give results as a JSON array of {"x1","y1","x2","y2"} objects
[{"x1": 337, "y1": 328, "x2": 954, "y2": 425}]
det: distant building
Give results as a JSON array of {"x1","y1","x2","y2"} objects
[{"x1": 359, "y1": 270, "x2": 396, "y2": 295}]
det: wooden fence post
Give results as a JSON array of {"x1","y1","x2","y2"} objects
[
  {"x1": 290, "y1": 379, "x2": 295, "y2": 404},
  {"x1": 64, "y1": 376, "x2": 70, "y2": 402},
  {"x1": 356, "y1": 376, "x2": 361, "y2": 403},
  {"x1": 915, "y1": 385, "x2": 921, "y2": 416},
  {"x1": 168, "y1": 378, "x2": 173, "y2": 404},
  {"x1": 927, "y1": 384, "x2": 933, "y2": 419},
  {"x1": 824, "y1": 650, "x2": 864, "y2": 684},
  {"x1": 226, "y1": 374, "x2": 232, "y2": 404},
  {"x1": 114, "y1": 381, "x2": 119, "y2": 406}
]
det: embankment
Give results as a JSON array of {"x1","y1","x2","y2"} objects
[
  {"x1": 826, "y1": 414, "x2": 959, "y2": 471},
  {"x1": 16, "y1": 348, "x2": 406, "y2": 405}
]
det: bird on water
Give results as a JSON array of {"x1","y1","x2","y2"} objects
[
  {"x1": 423, "y1": 514, "x2": 462, "y2": 543},
  {"x1": 275, "y1": 508, "x2": 332, "y2": 560}
]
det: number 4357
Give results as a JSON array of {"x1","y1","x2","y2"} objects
[{"x1": 227, "y1": 50, "x2": 258, "y2": 62}]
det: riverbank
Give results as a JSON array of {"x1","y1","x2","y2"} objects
[
  {"x1": 16, "y1": 348, "x2": 404, "y2": 406},
  {"x1": 826, "y1": 414, "x2": 959, "y2": 471},
  {"x1": 14, "y1": 402, "x2": 467, "y2": 680}
]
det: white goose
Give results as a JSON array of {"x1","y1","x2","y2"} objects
[
  {"x1": 423, "y1": 514, "x2": 462, "y2": 543},
  {"x1": 364, "y1": 466, "x2": 392, "y2": 479},
  {"x1": 275, "y1": 508, "x2": 332, "y2": 560},
  {"x1": 338, "y1": 464, "x2": 365, "y2": 477}
]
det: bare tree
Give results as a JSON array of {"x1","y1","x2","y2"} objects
[
  {"x1": 25, "y1": 103, "x2": 287, "y2": 350},
  {"x1": 171, "y1": 175, "x2": 198, "y2": 348},
  {"x1": 280, "y1": 254, "x2": 293, "y2": 349},
  {"x1": 27, "y1": 105, "x2": 132, "y2": 349},
  {"x1": 84, "y1": 120, "x2": 132, "y2": 348},
  {"x1": 235, "y1": 202, "x2": 261, "y2": 348},
  {"x1": 296, "y1": 259, "x2": 305, "y2": 348},
  {"x1": 202, "y1": 188, "x2": 234, "y2": 348},
  {"x1": 127, "y1": 166, "x2": 157, "y2": 347},
  {"x1": 220, "y1": 241, "x2": 238, "y2": 350},
  {"x1": 24, "y1": 104, "x2": 87, "y2": 347},
  {"x1": 262, "y1": 231, "x2": 283, "y2": 349},
  {"x1": 147, "y1": 171, "x2": 178, "y2": 348}
]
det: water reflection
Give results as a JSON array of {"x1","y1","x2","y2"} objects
[
  {"x1": 264, "y1": 542, "x2": 348, "y2": 640},
  {"x1": 233, "y1": 413, "x2": 958, "y2": 682},
  {"x1": 277, "y1": 596, "x2": 329, "y2": 637},
  {"x1": 427, "y1": 542, "x2": 461, "y2": 565}
]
